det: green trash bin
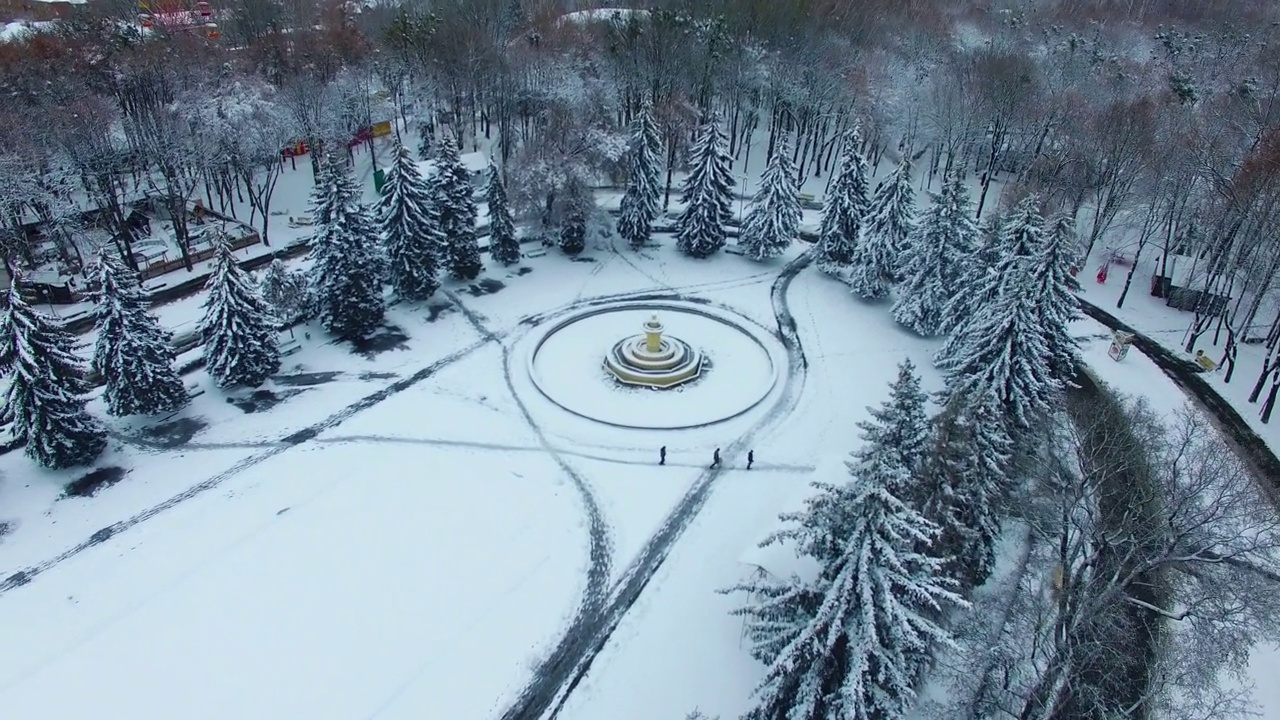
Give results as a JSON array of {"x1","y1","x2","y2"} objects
[{"x1": 373, "y1": 168, "x2": 387, "y2": 194}]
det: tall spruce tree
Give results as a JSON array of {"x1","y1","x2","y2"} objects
[
  {"x1": 816, "y1": 129, "x2": 870, "y2": 276},
  {"x1": 739, "y1": 134, "x2": 800, "y2": 261},
  {"x1": 377, "y1": 140, "x2": 442, "y2": 301},
  {"x1": 864, "y1": 154, "x2": 916, "y2": 283},
  {"x1": 201, "y1": 234, "x2": 280, "y2": 388},
  {"x1": 891, "y1": 170, "x2": 978, "y2": 336},
  {"x1": 935, "y1": 204, "x2": 1059, "y2": 432},
  {"x1": 437, "y1": 135, "x2": 483, "y2": 280},
  {"x1": 617, "y1": 105, "x2": 663, "y2": 250},
  {"x1": 732, "y1": 388, "x2": 964, "y2": 720},
  {"x1": 309, "y1": 155, "x2": 387, "y2": 340},
  {"x1": 416, "y1": 119, "x2": 434, "y2": 160},
  {"x1": 935, "y1": 197, "x2": 1044, "y2": 368},
  {"x1": 90, "y1": 250, "x2": 189, "y2": 416},
  {"x1": 1, "y1": 284, "x2": 107, "y2": 469},
  {"x1": 918, "y1": 396, "x2": 1011, "y2": 592},
  {"x1": 854, "y1": 359, "x2": 931, "y2": 493},
  {"x1": 1036, "y1": 211, "x2": 1084, "y2": 380},
  {"x1": 259, "y1": 259, "x2": 310, "y2": 325},
  {"x1": 938, "y1": 209, "x2": 1006, "y2": 338},
  {"x1": 485, "y1": 163, "x2": 521, "y2": 265},
  {"x1": 675, "y1": 116, "x2": 735, "y2": 259},
  {"x1": 559, "y1": 206, "x2": 587, "y2": 255}
]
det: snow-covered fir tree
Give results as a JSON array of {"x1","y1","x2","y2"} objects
[
  {"x1": 934, "y1": 197, "x2": 1043, "y2": 367},
  {"x1": 90, "y1": 250, "x2": 189, "y2": 416},
  {"x1": 891, "y1": 170, "x2": 978, "y2": 336},
  {"x1": 377, "y1": 140, "x2": 442, "y2": 301},
  {"x1": 0, "y1": 283, "x2": 107, "y2": 469},
  {"x1": 847, "y1": 190, "x2": 899, "y2": 301},
  {"x1": 732, "y1": 390, "x2": 965, "y2": 720},
  {"x1": 675, "y1": 116, "x2": 735, "y2": 259},
  {"x1": 938, "y1": 209, "x2": 1006, "y2": 334},
  {"x1": 416, "y1": 119, "x2": 434, "y2": 160},
  {"x1": 853, "y1": 358, "x2": 931, "y2": 496},
  {"x1": 309, "y1": 155, "x2": 388, "y2": 340},
  {"x1": 560, "y1": 206, "x2": 586, "y2": 255},
  {"x1": 864, "y1": 154, "x2": 916, "y2": 283},
  {"x1": 1035, "y1": 211, "x2": 1083, "y2": 380},
  {"x1": 816, "y1": 129, "x2": 870, "y2": 276},
  {"x1": 918, "y1": 395, "x2": 1011, "y2": 592},
  {"x1": 935, "y1": 201, "x2": 1060, "y2": 431},
  {"x1": 617, "y1": 105, "x2": 663, "y2": 251},
  {"x1": 739, "y1": 134, "x2": 800, "y2": 261},
  {"x1": 201, "y1": 234, "x2": 280, "y2": 388},
  {"x1": 485, "y1": 163, "x2": 521, "y2": 266},
  {"x1": 259, "y1": 259, "x2": 310, "y2": 325},
  {"x1": 436, "y1": 135, "x2": 483, "y2": 280}
]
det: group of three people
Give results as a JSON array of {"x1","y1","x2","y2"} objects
[{"x1": 658, "y1": 446, "x2": 754, "y2": 470}]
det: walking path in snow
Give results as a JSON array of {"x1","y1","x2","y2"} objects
[
  {"x1": 496, "y1": 250, "x2": 814, "y2": 720},
  {"x1": 1078, "y1": 298, "x2": 1280, "y2": 507}
]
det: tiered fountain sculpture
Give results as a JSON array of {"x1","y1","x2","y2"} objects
[{"x1": 604, "y1": 313, "x2": 704, "y2": 388}]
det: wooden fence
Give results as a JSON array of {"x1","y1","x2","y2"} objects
[{"x1": 138, "y1": 230, "x2": 260, "y2": 281}]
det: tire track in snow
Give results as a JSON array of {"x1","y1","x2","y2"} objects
[
  {"x1": 2, "y1": 276, "x2": 772, "y2": 595},
  {"x1": 0, "y1": 335, "x2": 497, "y2": 595},
  {"x1": 498, "y1": 249, "x2": 814, "y2": 720},
  {"x1": 440, "y1": 288, "x2": 615, "y2": 720}
]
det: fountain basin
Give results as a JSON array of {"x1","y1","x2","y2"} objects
[{"x1": 525, "y1": 302, "x2": 782, "y2": 430}]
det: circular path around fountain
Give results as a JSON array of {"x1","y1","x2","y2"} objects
[{"x1": 526, "y1": 301, "x2": 783, "y2": 430}]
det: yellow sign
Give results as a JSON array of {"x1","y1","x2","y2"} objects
[{"x1": 371, "y1": 121, "x2": 392, "y2": 138}]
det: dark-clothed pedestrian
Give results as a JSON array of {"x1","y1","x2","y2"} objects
[
  {"x1": 710, "y1": 448, "x2": 721, "y2": 469},
  {"x1": 747, "y1": 450, "x2": 754, "y2": 470},
  {"x1": 659, "y1": 446, "x2": 667, "y2": 465}
]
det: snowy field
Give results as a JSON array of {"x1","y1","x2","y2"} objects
[
  {"x1": 2, "y1": 134, "x2": 1278, "y2": 719},
  {"x1": 0, "y1": 221, "x2": 959, "y2": 719}
]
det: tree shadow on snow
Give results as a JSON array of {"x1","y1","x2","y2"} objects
[
  {"x1": 350, "y1": 325, "x2": 411, "y2": 358},
  {"x1": 139, "y1": 416, "x2": 209, "y2": 448},
  {"x1": 273, "y1": 371, "x2": 343, "y2": 387},
  {"x1": 226, "y1": 388, "x2": 306, "y2": 413},
  {"x1": 465, "y1": 278, "x2": 506, "y2": 296},
  {"x1": 61, "y1": 466, "x2": 129, "y2": 499}
]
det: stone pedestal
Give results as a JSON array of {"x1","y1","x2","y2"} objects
[{"x1": 604, "y1": 313, "x2": 704, "y2": 388}]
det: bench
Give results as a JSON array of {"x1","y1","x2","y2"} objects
[
  {"x1": 1194, "y1": 352, "x2": 1218, "y2": 372},
  {"x1": 280, "y1": 338, "x2": 303, "y2": 357},
  {"x1": 524, "y1": 248, "x2": 548, "y2": 259},
  {"x1": 724, "y1": 244, "x2": 746, "y2": 256},
  {"x1": 287, "y1": 216, "x2": 315, "y2": 228}
]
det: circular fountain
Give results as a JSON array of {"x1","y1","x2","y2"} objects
[
  {"x1": 523, "y1": 301, "x2": 782, "y2": 429},
  {"x1": 603, "y1": 314, "x2": 704, "y2": 388}
]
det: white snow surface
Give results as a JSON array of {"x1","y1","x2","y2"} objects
[{"x1": 1, "y1": 125, "x2": 1277, "y2": 720}]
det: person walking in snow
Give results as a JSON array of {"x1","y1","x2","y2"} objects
[
  {"x1": 747, "y1": 450, "x2": 754, "y2": 470},
  {"x1": 710, "y1": 448, "x2": 722, "y2": 469},
  {"x1": 659, "y1": 446, "x2": 667, "y2": 466}
]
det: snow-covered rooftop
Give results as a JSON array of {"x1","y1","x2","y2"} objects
[
  {"x1": 555, "y1": 8, "x2": 647, "y2": 27},
  {"x1": 1, "y1": 21, "x2": 54, "y2": 42}
]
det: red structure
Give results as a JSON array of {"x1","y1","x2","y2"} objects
[{"x1": 138, "y1": 0, "x2": 219, "y2": 38}]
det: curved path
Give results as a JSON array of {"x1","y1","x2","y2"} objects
[
  {"x1": 1078, "y1": 299, "x2": 1280, "y2": 505},
  {"x1": 497, "y1": 249, "x2": 814, "y2": 720}
]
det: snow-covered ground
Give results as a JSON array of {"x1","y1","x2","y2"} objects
[
  {"x1": 1077, "y1": 250, "x2": 1280, "y2": 459},
  {"x1": 2, "y1": 127, "x2": 1277, "y2": 719},
  {"x1": 0, "y1": 217, "x2": 953, "y2": 719}
]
